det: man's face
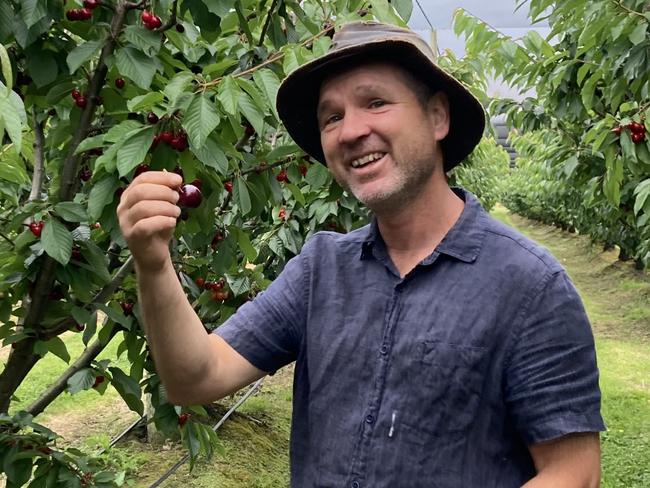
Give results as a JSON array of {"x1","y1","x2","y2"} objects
[{"x1": 317, "y1": 62, "x2": 449, "y2": 213}]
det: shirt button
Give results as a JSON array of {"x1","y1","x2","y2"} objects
[
  {"x1": 380, "y1": 345, "x2": 388, "y2": 355},
  {"x1": 352, "y1": 481, "x2": 360, "y2": 488},
  {"x1": 365, "y1": 414, "x2": 374, "y2": 424}
]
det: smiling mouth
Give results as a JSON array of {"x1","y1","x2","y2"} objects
[{"x1": 350, "y1": 152, "x2": 386, "y2": 168}]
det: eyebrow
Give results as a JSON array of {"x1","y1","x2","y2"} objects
[{"x1": 317, "y1": 83, "x2": 389, "y2": 118}]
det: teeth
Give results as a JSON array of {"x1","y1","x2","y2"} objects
[{"x1": 351, "y1": 152, "x2": 385, "y2": 168}]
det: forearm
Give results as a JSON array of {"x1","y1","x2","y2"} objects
[
  {"x1": 521, "y1": 464, "x2": 600, "y2": 488},
  {"x1": 136, "y1": 257, "x2": 214, "y2": 401}
]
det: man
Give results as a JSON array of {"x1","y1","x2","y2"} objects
[{"x1": 117, "y1": 21, "x2": 604, "y2": 487}]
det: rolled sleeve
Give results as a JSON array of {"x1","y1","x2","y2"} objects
[
  {"x1": 504, "y1": 269, "x2": 606, "y2": 445},
  {"x1": 214, "y1": 251, "x2": 307, "y2": 374}
]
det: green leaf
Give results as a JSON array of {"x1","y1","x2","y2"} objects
[
  {"x1": 41, "y1": 336, "x2": 70, "y2": 363},
  {"x1": 232, "y1": 228, "x2": 257, "y2": 261},
  {"x1": 282, "y1": 47, "x2": 300, "y2": 75},
  {"x1": 117, "y1": 126, "x2": 155, "y2": 177},
  {"x1": 21, "y1": 0, "x2": 46, "y2": 28},
  {"x1": 0, "y1": 90, "x2": 23, "y2": 152},
  {"x1": 576, "y1": 63, "x2": 591, "y2": 87},
  {"x1": 628, "y1": 23, "x2": 647, "y2": 45},
  {"x1": 74, "y1": 134, "x2": 104, "y2": 155},
  {"x1": 0, "y1": 43, "x2": 12, "y2": 93},
  {"x1": 105, "y1": 120, "x2": 142, "y2": 143},
  {"x1": 54, "y1": 202, "x2": 88, "y2": 223},
  {"x1": 41, "y1": 219, "x2": 72, "y2": 265},
  {"x1": 603, "y1": 155, "x2": 623, "y2": 206},
  {"x1": 253, "y1": 69, "x2": 281, "y2": 121},
  {"x1": 164, "y1": 72, "x2": 193, "y2": 104},
  {"x1": 45, "y1": 81, "x2": 76, "y2": 105},
  {"x1": 109, "y1": 367, "x2": 144, "y2": 415},
  {"x1": 115, "y1": 47, "x2": 160, "y2": 90},
  {"x1": 182, "y1": 92, "x2": 220, "y2": 148},
  {"x1": 25, "y1": 46, "x2": 57, "y2": 87},
  {"x1": 66, "y1": 40, "x2": 102, "y2": 74},
  {"x1": 123, "y1": 25, "x2": 162, "y2": 57},
  {"x1": 83, "y1": 240, "x2": 111, "y2": 283},
  {"x1": 238, "y1": 91, "x2": 266, "y2": 137},
  {"x1": 370, "y1": 0, "x2": 407, "y2": 26},
  {"x1": 67, "y1": 368, "x2": 95, "y2": 394},
  {"x1": 620, "y1": 130, "x2": 638, "y2": 163},
  {"x1": 286, "y1": 1, "x2": 320, "y2": 34},
  {"x1": 88, "y1": 175, "x2": 120, "y2": 220},
  {"x1": 226, "y1": 274, "x2": 251, "y2": 296},
  {"x1": 192, "y1": 136, "x2": 229, "y2": 175},
  {"x1": 562, "y1": 155, "x2": 579, "y2": 177},
  {"x1": 285, "y1": 182, "x2": 306, "y2": 206},
  {"x1": 217, "y1": 76, "x2": 240, "y2": 116},
  {"x1": 0, "y1": 145, "x2": 29, "y2": 185},
  {"x1": 127, "y1": 92, "x2": 164, "y2": 112},
  {"x1": 633, "y1": 179, "x2": 650, "y2": 215},
  {"x1": 392, "y1": 0, "x2": 413, "y2": 22},
  {"x1": 305, "y1": 163, "x2": 330, "y2": 189},
  {"x1": 266, "y1": 144, "x2": 299, "y2": 162},
  {"x1": 235, "y1": 177, "x2": 251, "y2": 215}
]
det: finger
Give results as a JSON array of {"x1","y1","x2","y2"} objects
[
  {"x1": 119, "y1": 183, "x2": 180, "y2": 212},
  {"x1": 127, "y1": 215, "x2": 179, "y2": 241},
  {"x1": 132, "y1": 170, "x2": 183, "y2": 188},
  {"x1": 126, "y1": 200, "x2": 181, "y2": 225}
]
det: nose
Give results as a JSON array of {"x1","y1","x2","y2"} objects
[{"x1": 337, "y1": 107, "x2": 371, "y2": 146}]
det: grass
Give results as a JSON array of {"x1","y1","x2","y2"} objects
[
  {"x1": 122, "y1": 369, "x2": 294, "y2": 488},
  {"x1": 492, "y1": 205, "x2": 650, "y2": 487},
  {"x1": 3, "y1": 205, "x2": 648, "y2": 487}
]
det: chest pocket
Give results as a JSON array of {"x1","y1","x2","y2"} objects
[{"x1": 402, "y1": 340, "x2": 488, "y2": 440}]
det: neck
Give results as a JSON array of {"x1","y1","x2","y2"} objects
[{"x1": 374, "y1": 177, "x2": 464, "y2": 275}]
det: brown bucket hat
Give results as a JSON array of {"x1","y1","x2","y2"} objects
[{"x1": 276, "y1": 21, "x2": 486, "y2": 172}]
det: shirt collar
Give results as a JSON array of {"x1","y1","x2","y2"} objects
[{"x1": 359, "y1": 188, "x2": 487, "y2": 264}]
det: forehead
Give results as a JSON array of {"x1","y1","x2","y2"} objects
[{"x1": 317, "y1": 62, "x2": 411, "y2": 104}]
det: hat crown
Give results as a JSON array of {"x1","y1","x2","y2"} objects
[{"x1": 331, "y1": 21, "x2": 437, "y2": 65}]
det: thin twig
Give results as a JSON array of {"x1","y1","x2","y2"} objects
[
  {"x1": 199, "y1": 24, "x2": 335, "y2": 90},
  {"x1": 0, "y1": 231, "x2": 14, "y2": 247},
  {"x1": 611, "y1": 0, "x2": 649, "y2": 19},
  {"x1": 258, "y1": 0, "x2": 280, "y2": 46}
]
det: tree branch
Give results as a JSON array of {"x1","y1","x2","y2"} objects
[
  {"x1": 26, "y1": 316, "x2": 119, "y2": 418},
  {"x1": 59, "y1": 1, "x2": 130, "y2": 201},
  {"x1": 38, "y1": 257, "x2": 134, "y2": 340},
  {"x1": 28, "y1": 108, "x2": 45, "y2": 202}
]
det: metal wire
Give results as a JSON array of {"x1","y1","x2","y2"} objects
[{"x1": 148, "y1": 377, "x2": 265, "y2": 488}]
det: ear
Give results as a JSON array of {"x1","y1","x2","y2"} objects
[{"x1": 427, "y1": 92, "x2": 450, "y2": 141}]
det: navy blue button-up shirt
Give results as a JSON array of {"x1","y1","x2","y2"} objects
[{"x1": 216, "y1": 189, "x2": 605, "y2": 487}]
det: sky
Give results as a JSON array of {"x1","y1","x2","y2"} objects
[
  {"x1": 407, "y1": 0, "x2": 550, "y2": 55},
  {"x1": 406, "y1": 1, "x2": 551, "y2": 98}
]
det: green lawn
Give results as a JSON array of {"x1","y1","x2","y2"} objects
[{"x1": 493, "y1": 206, "x2": 650, "y2": 487}]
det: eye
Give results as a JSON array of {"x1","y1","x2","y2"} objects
[
  {"x1": 323, "y1": 113, "x2": 342, "y2": 126},
  {"x1": 369, "y1": 99, "x2": 386, "y2": 109}
]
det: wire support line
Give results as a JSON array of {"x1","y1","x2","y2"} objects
[
  {"x1": 414, "y1": 0, "x2": 434, "y2": 31},
  {"x1": 148, "y1": 377, "x2": 266, "y2": 488},
  {"x1": 96, "y1": 415, "x2": 146, "y2": 456}
]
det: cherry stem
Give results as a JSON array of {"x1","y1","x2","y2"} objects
[{"x1": 157, "y1": 0, "x2": 179, "y2": 32}]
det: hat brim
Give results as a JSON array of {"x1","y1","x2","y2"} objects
[{"x1": 276, "y1": 40, "x2": 486, "y2": 172}]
